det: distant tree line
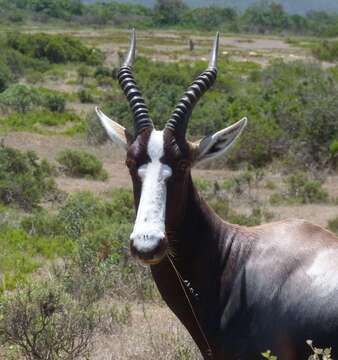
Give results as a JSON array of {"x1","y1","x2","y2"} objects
[{"x1": 1, "y1": 0, "x2": 338, "y2": 36}]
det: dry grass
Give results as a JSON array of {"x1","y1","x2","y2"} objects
[{"x1": 92, "y1": 302, "x2": 201, "y2": 360}]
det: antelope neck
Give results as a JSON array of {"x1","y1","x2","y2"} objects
[{"x1": 151, "y1": 180, "x2": 235, "y2": 358}]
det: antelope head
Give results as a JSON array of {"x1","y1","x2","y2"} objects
[{"x1": 96, "y1": 30, "x2": 247, "y2": 265}]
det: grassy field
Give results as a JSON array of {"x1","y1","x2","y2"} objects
[{"x1": 0, "y1": 25, "x2": 337, "y2": 359}]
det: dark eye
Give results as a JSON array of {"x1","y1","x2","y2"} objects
[
  {"x1": 125, "y1": 159, "x2": 136, "y2": 170},
  {"x1": 178, "y1": 160, "x2": 190, "y2": 172}
]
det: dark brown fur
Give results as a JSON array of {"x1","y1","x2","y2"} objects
[{"x1": 127, "y1": 129, "x2": 338, "y2": 360}]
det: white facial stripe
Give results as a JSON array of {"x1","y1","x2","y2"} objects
[{"x1": 130, "y1": 130, "x2": 172, "y2": 252}]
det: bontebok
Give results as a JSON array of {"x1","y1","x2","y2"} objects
[{"x1": 96, "y1": 30, "x2": 338, "y2": 360}]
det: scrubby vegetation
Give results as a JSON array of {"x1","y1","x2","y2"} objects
[
  {"x1": 57, "y1": 149, "x2": 108, "y2": 180},
  {"x1": 269, "y1": 172, "x2": 329, "y2": 204},
  {"x1": 5, "y1": 32, "x2": 103, "y2": 65},
  {"x1": 0, "y1": 29, "x2": 337, "y2": 170},
  {"x1": 0, "y1": 84, "x2": 66, "y2": 113},
  {"x1": 312, "y1": 40, "x2": 338, "y2": 61},
  {"x1": 102, "y1": 58, "x2": 338, "y2": 170},
  {"x1": 0, "y1": 281, "x2": 99, "y2": 360},
  {"x1": 0, "y1": 146, "x2": 57, "y2": 210}
]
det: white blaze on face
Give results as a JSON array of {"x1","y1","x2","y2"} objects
[{"x1": 130, "y1": 130, "x2": 172, "y2": 253}]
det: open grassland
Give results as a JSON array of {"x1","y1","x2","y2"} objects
[{"x1": 0, "y1": 26, "x2": 337, "y2": 359}]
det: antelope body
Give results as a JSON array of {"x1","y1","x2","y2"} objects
[{"x1": 96, "y1": 31, "x2": 338, "y2": 359}]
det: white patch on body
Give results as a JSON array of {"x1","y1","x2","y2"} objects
[
  {"x1": 130, "y1": 130, "x2": 172, "y2": 253},
  {"x1": 306, "y1": 250, "x2": 338, "y2": 297}
]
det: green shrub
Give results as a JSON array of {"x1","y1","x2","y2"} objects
[
  {"x1": 94, "y1": 66, "x2": 112, "y2": 79},
  {"x1": 209, "y1": 197, "x2": 230, "y2": 219},
  {"x1": 0, "y1": 146, "x2": 57, "y2": 210},
  {"x1": 57, "y1": 149, "x2": 108, "y2": 180},
  {"x1": 228, "y1": 207, "x2": 271, "y2": 226},
  {"x1": 43, "y1": 91, "x2": 66, "y2": 112},
  {"x1": 78, "y1": 89, "x2": 94, "y2": 103},
  {"x1": 22, "y1": 190, "x2": 134, "y2": 241},
  {"x1": 6, "y1": 32, "x2": 104, "y2": 65},
  {"x1": 328, "y1": 217, "x2": 338, "y2": 235},
  {"x1": 0, "y1": 84, "x2": 66, "y2": 113},
  {"x1": 0, "y1": 110, "x2": 83, "y2": 134},
  {"x1": 0, "y1": 61, "x2": 12, "y2": 92},
  {"x1": 56, "y1": 192, "x2": 108, "y2": 239},
  {"x1": 21, "y1": 209, "x2": 63, "y2": 237},
  {"x1": 193, "y1": 177, "x2": 212, "y2": 193},
  {"x1": 55, "y1": 190, "x2": 133, "y2": 239},
  {"x1": 77, "y1": 64, "x2": 91, "y2": 83},
  {"x1": 285, "y1": 172, "x2": 329, "y2": 204},
  {"x1": 209, "y1": 197, "x2": 272, "y2": 226},
  {"x1": 312, "y1": 40, "x2": 338, "y2": 62},
  {"x1": 0, "y1": 84, "x2": 40, "y2": 112}
]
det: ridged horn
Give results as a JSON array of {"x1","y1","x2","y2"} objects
[
  {"x1": 118, "y1": 29, "x2": 153, "y2": 135},
  {"x1": 166, "y1": 33, "x2": 219, "y2": 136}
]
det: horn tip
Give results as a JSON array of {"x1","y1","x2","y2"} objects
[
  {"x1": 239, "y1": 117, "x2": 248, "y2": 128},
  {"x1": 208, "y1": 32, "x2": 219, "y2": 69}
]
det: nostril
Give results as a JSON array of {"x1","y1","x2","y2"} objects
[{"x1": 130, "y1": 235, "x2": 168, "y2": 261}]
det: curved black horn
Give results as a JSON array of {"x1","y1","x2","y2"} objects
[
  {"x1": 166, "y1": 33, "x2": 219, "y2": 136},
  {"x1": 118, "y1": 29, "x2": 153, "y2": 135}
]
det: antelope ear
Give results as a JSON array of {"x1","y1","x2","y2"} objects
[
  {"x1": 95, "y1": 107, "x2": 133, "y2": 150},
  {"x1": 192, "y1": 117, "x2": 247, "y2": 165}
]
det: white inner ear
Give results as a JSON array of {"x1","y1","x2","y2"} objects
[
  {"x1": 95, "y1": 107, "x2": 131, "y2": 150},
  {"x1": 130, "y1": 130, "x2": 172, "y2": 252},
  {"x1": 196, "y1": 117, "x2": 247, "y2": 164}
]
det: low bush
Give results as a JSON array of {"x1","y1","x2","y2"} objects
[
  {"x1": 0, "y1": 110, "x2": 83, "y2": 134},
  {"x1": 0, "y1": 84, "x2": 66, "y2": 113},
  {"x1": 0, "y1": 61, "x2": 12, "y2": 92},
  {"x1": 6, "y1": 32, "x2": 104, "y2": 65},
  {"x1": 0, "y1": 281, "x2": 98, "y2": 360},
  {"x1": 77, "y1": 64, "x2": 91, "y2": 83},
  {"x1": 78, "y1": 89, "x2": 94, "y2": 103},
  {"x1": 0, "y1": 84, "x2": 41, "y2": 113},
  {"x1": 43, "y1": 91, "x2": 66, "y2": 112},
  {"x1": 269, "y1": 172, "x2": 329, "y2": 205},
  {"x1": 0, "y1": 146, "x2": 57, "y2": 210},
  {"x1": 22, "y1": 190, "x2": 134, "y2": 240},
  {"x1": 209, "y1": 197, "x2": 273, "y2": 226},
  {"x1": 312, "y1": 40, "x2": 338, "y2": 62},
  {"x1": 285, "y1": 172, "x2": 328, "y2": 204},
  {"x1": 57, "y1": 149, "x2": 108, "y2": 180}
]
